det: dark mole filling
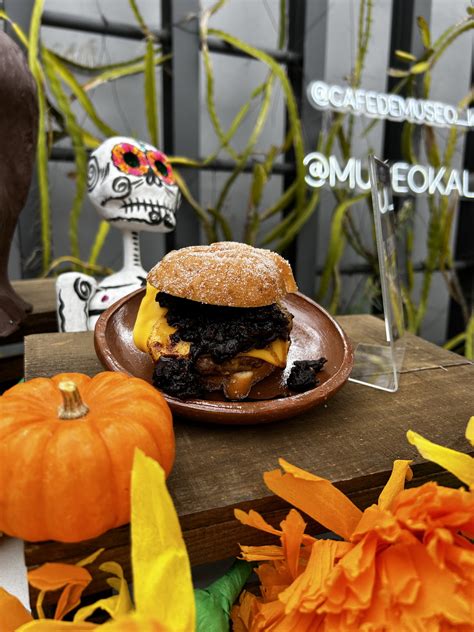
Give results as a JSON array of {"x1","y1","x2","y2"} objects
[
  {"x1": 153, "y1": 356, "x2": 203, "y2": 399},
  {"x1": 152, "y1": 292, "x2": 292, "y2": 398},
  {"x1": 287, "y1": 358, "x2": 327, "y2": 392}
]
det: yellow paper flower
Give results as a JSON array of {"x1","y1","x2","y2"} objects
[
  {"x1": 0, "y1": 450, "x2": 195, "y2": 631},
  {"x1": 407, "y1": 416, "x2": 474, "y2": 489}
]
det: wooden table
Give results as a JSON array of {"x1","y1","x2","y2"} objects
[
  {"x1": 22, "y1": 316, "x2": 474, "y2": 608},
  {"x1": 0, "y1": 279, "x2": 57, "y2": 385}
]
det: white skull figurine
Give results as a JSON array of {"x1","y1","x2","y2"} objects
[
  {"x1": 87, "y1": 136, "x2": 180, "y2": 232},
  {"x1": 56, "y1": 136, "x2": 181, "y2": 332}
]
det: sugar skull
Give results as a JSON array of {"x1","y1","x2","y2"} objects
[{"x1": 87, "y1": 136, "x2": 181, "y2": 232}]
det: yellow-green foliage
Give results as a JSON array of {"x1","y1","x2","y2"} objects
[{"x1": 3, "y1": 0, "x2": 472, "y2": 352}]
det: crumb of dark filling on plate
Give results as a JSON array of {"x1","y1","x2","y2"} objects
[{"x1": 287, "y1": 358, "x2": 327, "y2": 392}]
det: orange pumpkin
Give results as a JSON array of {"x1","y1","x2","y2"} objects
[{"x1": 0, "y1": 372, "x2": 175, "y2": 543}]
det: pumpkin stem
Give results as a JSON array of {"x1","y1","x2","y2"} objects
[{"x1": 58, "y1": 381, "x2": 89, "y2": 419}]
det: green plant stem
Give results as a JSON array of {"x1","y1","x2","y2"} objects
[
  {"x1": 317, "y1": 192, "x2": 370, "y2": 304},
  {"x1": 27, "y1": 0, "x2": 52, "y2": 272},
  {"x1": 43, "y1": 48, "x2": 88, "y2": 266},
  {"x1": 144, "y1": 36, "x2": 159, "y2": 146},
  {"x1": 45, "y1": 50, "x2": 118, "y2": 137},
  {"x1": 209, "y1": 29, "x2": 307, "y2": 240},
  {"x1": 43, "y1": 256, "x2": 113, "y2": 278},
  {"x1": 128, "y1": 0, "x2": 152, "y2": 38},
  {"x1": 88, "y1": 221, "x2": 111, "y2": 267},
  {"x1": 82, "y1": 53, "x2": 171, "y2": 93},
  {"x1": 201, "y1": 0, "x2": 238, "y2": 161},
  {"x1": 214, "y1": 77, "x2": 275, "y2": 219},
  {"x1": 348, "y1": 0, "x2": 373, "y2": 145},
  {"x1": 173, "y1": 170, "x2": 215, "y2": 242}
]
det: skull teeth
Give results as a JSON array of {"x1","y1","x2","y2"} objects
[{"x1": 120, "y1": 199, "x2": 175, "y2": 215}]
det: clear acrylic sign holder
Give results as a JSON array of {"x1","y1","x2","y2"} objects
[{"x1": 349, "y1": 155, "x2": 406, "y2": 392}]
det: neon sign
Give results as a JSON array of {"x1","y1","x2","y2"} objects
[
  {"x1": 303, "y1": 152, "x2": 474, "y2": 199},
  {"x1": 307, "y1": 80, "x2": 473, "y2": 129}
]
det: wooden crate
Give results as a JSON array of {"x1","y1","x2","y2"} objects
[{"x1": 22, "y1": 315, "x2": 474, "y2": 608}]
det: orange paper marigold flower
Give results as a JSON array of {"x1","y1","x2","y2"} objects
[{"x1": 233, "y1": 452, "x2": 474, "y2": 631}]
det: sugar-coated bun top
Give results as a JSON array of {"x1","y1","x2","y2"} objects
[{"x1": 147, "y1": 241, "x2": 298, "y2": 307}]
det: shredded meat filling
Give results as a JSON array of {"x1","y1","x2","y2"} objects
[{"x1": 152, "y1": 292, "x2": 293, "y2": 399}]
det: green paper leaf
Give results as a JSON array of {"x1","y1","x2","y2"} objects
[{"x1": 195, "y1": 561, "x2": 253, "y2": 632}]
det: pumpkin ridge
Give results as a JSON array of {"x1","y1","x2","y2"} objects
[
  {"x1": 38, "y1": 421, "x2": 64, "y2": 540},
  {"x1": 96, "y1": 410, "x2": 155, "y2": 447},
  {"x1": 42, "y1": 419, "x2": 115, "y2": 542},
  {"x1": 0, "y1": 418, "x2": 48, "y2": 444},
  {"x1": 2, "y1": 422, "x2": 60, "y2": 540},
  {"x1": 83, "y1": 372, "x2": 127, "y2": 401},
  {"x1": 86, "y1": 415, "x2": 120, "y2": 529},
  {"x1": 2, "y1": 377, "x2": 54, "y2": 400},
  {"x1": 110, "y1": 406, "x2": 173, "y2": 476},
  {"x1": 85, "y1": 414, "x2": 138, "y2": 530}
]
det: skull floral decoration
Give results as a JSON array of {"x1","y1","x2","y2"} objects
[{"x1": 56, "y1": 137, "x2": 181, "y2": 332}]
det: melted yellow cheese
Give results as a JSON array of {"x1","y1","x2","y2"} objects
[
  {"x1": 133, "y1": 283, "x2": 289, "y2": 367},
  {"x1": 242, "y1": 338, "x2": 289, "y2": 368},
  {"x1": 133, "y1": 283, "x2": 164, "y2": 352}
]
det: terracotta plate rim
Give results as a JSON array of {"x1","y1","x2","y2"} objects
[{"x1": 94, "y1": 289, "x2": 354, "y2": 424}]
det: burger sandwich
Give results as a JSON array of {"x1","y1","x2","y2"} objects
[{"x1": 133, "y1": 242, "x2": 298, "y2": 400}]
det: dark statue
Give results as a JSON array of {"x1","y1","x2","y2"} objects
[{"x1": 0, "y1": 30, "x2": 38, "y2": 337}]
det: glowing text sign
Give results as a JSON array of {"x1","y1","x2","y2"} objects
[
  {"x1": 303, "y1": 152, "x2": 474, "y2": 199},
  {"x1": 307, "y1": 80, "x2": 474, "y2": 129}
]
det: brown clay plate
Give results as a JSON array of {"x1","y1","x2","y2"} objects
[{"x1": 94, "y1": 289, "x2": 353, "y2": 424}]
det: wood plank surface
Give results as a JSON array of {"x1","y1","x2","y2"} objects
[
  {"x1": 11, "y1": 278, "x2": 56, "y2": 314},
  {"x1": 0, "y1": 280, "x2": 57, "y2": 385},
  {"x1": 22, "y1": 315, "x2": 474, "y2": 608},
  {"x1": 9, "y1": 279, "x2": 57, "y2": 342}
]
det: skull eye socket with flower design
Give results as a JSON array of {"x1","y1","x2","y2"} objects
[
  {"x1": 111, "y1": 142, "x2": 176, "y2": 186},
  {"x1": 87, "y1": 136, "x2": 181, "y2": 233}
]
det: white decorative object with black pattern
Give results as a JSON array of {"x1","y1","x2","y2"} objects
[{"x1": 56, "y1": 136, "x2": 181, "y2": 332}]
